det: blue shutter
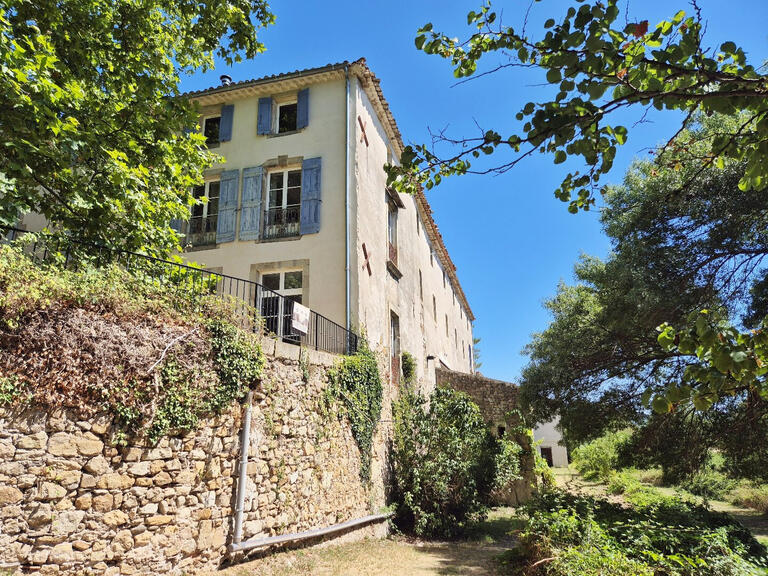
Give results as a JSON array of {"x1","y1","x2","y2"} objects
[
  {"x1": 300, "y1": 157, "x2": 322, "y2": 235},
  {"x1": 239, "y1": 166, "x2": 263, "y2": 241},
  {"x1": 257, "y1": 97, "x2": 272, "y2": 135},
  {"x1": 297, "y1": 88, "x2": 309, "y2": 130},
  {"x1": 219, "y1": 104, "x2": 234, "y2": 142},
  {"x1": 170, "y1": 218, "x2": 183, "y2": 233},
  {"x1": 216, "y1": 169, "x2": 239, "y2": 243}
]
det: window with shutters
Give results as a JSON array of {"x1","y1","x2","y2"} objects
[
  {"x1": 277, "y1": 102, "x2": 298, "y2": 133},
  {"x1": 202, "y1": 116, "x2": 221, "y2": 148},
  {"x1": 264, "y1": 169, "x2": 301, "y2": 239},
  {"x1": 184, "y1": 180, "x2": 220, "y2": 246}
]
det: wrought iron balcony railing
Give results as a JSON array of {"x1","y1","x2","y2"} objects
[{"x1": 263, "y1": 206, "x2": 300, "y2": 240}]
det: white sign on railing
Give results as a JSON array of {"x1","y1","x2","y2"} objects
[{"x1": 291, "y1": 302, "x2": 310, "y2": 335}]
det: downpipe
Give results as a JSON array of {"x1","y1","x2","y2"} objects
[
  {"x1": 231, "y1": 390, "x2": 253, "y2": 547},
  {"x1": 344, "y1": 64, "x2": 351, "y2": 336}
]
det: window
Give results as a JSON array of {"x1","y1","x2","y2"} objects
[
  {"x1": 277, "y1": 102, "x2": 298, "y2": 133},
  {"x1": 445, "y1": 314, "x2": 449, "y2": 337},
  {"x1": 419, "y1": 270, "x2": 423, "y2": 302},
  {"x1": 416, "y1": 213, "x2": 420, "y2": 236},
  {"x1": 390, "y1": 312, "x2": 401, "y2": 387},
  {"x1": 264, "y1": 169, "x2": 301, "y2": 239},
  {"x1": 497, "y1": 426, "x2": 506, "y2": 438},
  {"x1": 433, "y1": 295, "x2": 437, "y2": 321},
  {"x1": 443, "y1": 270, "x2": 446, "y2": 288},
  {"x1": 186, "y1": 180, "x2": 220, "y2": 246},
  {"x1": 202, "y1": 116, "x2": 221, "y2": 148},
  {"x1": 387, "y1": 201, "x2": 398, "y2": 267},
  {"x1": 259, "y1": 270, "x2": 303, "y2": 342}
]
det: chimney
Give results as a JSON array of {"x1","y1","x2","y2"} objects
[{"x1": 220, "y1": 74, "x2": 232, "y2": 87}]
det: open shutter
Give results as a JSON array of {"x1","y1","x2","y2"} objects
[
  {"x1": 257, "y1": 97, "x2": 272, "y2": 135},
  {"x1": 239, "y1": 166, "x2": 263, "y2": 241},
  {"x1": 170, "y1": 218, "x2": 183, "y2": 234},
  {"x1": 300, "y1": 157, "x2": 321, "y2": 235},
  {"x1": 216, "y1": 169, "x2": 239, "y2": 243},
  {"x1": 219, "y1": 104, "x2": 234, "y2": 142},
  {"x1": 297, "y1": 88, "x2": 309, "y2": 130}
]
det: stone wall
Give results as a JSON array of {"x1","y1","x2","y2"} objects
[
  {"x1": 0, "y1": 340, "x2": 385, "y2": 575},
  {"x1": 435, "y1": 367, "x2": 534, "y2": 504}
]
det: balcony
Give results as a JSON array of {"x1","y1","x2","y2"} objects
[
  {"x1": 184, "y1": 217, "x2": 217, "y2": 248},
  {"x1": 263, "y1": 206, "x2": 300, "y2": 240}
]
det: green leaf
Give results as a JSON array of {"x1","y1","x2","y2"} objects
[{"x1": 546, "y1": 68, "x2": 562, "y2": 84}]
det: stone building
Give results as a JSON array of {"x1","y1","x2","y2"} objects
[{"x1": 177, "y1": 59, "x2": 475, "y2": 389}]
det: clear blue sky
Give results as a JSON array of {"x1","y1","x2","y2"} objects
[{"x1": 180, "y1": 0, "x2": 767, "y2": 383}]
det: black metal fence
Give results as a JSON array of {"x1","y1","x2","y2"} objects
[{"x1": 2, "y1": 227, "x2": 358, "y2": 355}]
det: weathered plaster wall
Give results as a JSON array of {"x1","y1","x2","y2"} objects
[
  {"x1": 352, "y1": 81, "x2": 473, "y2": 398},
  {"x1": 533, "y1": 417, "x2": 569, "y2": 468},
  {"x1": 182, "y1": 78, "x2": 349, "y2": 328},
  {"x1": 435, "y1": 367, "x2": 534, "y2": 504},
  {"x1": 0, "y1": 342, "x2": 384, "y2": 575}
]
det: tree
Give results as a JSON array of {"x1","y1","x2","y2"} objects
[
  {"x1": 0, "y1": 0, "x2": 274, "y2": 254},
  {"x1": 520, "y1": 116, "x2": 768, "y2": 478},
  {"x1": 386, "y1": 1, "x2": 768, "y2": 213},
  {"x1": 472, "y1": 336, "x2": 483, "y2": 371}
]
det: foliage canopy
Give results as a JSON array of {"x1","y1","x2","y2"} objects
[
  {"x1": 387, "y1": 0, "x2": 768, "y2": 214},
  {"x1": 0, "y1": 0, "x2": 274, "y2": 254}
]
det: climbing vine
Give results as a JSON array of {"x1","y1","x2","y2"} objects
[{"x1": 327, "y1": 339, "x2": 383, "y2": 482}]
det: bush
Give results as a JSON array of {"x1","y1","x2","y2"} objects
[
  {"x1": 513, "y1": 489, "x2": 767, "y2": 576},
  {"x1": 730, "y1": 483, "x2": 768, "y2": 514},
  {"x1": 0, "y1": 244, "x2": 265, "y2": 443},
  {"x1": 390, "y1": 387, "x2": 524, "y2": 538},
  {"x1": 572, "y1": 429, "x2": 633, "y2": 481},
  {"x1": 679, "y1": 466, "x2": 736, "y2": 500}
]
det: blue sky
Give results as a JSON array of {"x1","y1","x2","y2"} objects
[{"x1": 181, "y1": 0, "x2": 767, "y2": 382}]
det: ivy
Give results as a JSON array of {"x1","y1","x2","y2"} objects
[
  {"x1": 0, "y1": 375, "x2": 24, "y2": 406},
  {"x1": 327, "y1": 339, "x2": 383, "y2": 483},
  {"x1": 205, "y1": 318, "x2": 264, "y2": 413}
]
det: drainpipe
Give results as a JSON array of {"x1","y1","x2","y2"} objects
[
  {"x1": 232, "y1": 390, "x2": 253, "y2": 547},
  {"x1": 344, "y1": 64, "x2": 351, "y2": 336}
]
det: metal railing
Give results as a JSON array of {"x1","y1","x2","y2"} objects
[
  {"x1": 1, "y1": 227, "x2": 358, "y2": 355},
  {"x1": 263, "y1": 206, "x2": 300, "y2": 240}
]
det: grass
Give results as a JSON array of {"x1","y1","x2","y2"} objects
[{"x1": 216, "y1": 510, "x2": 525, "y2": 576}]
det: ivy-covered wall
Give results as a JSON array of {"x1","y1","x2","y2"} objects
[{"x1": 0, "y1": 341, "x2": 385, "y2": 575}]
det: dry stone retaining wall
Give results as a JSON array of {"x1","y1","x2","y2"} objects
[{"x1": 0, "y1": 340, "x2": 383, "y2": 575}]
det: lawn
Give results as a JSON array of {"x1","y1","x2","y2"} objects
[{"x1": 214, "y1": 509, "x2": 524, "y2": 576}]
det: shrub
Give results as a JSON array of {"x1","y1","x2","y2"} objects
[
  {"x1": 0, "y1": 244, "x2": 265, "y2": 443},
  {"x1": 572, "y1": 429, "x2": 633, "y2": 481},
  {"x1": 513, "y1": 489, "x2": 767, "y2": 576},
  {"x1": 534, "y1": 448, "x2": 556, "y2": 489},
  {"x1": 730, "y1": 483, "x2": 768, "y2": 514},
  {"x1": 390, "y1": 387, "x2": 521, "y2": 538},
  {"x1": 679, "y1": 466, "x2": 736, "y2": 500}
]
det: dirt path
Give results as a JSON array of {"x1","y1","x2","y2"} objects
[{"x1": 215, "y1": 509, "x2": 523, "y2": 576}]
